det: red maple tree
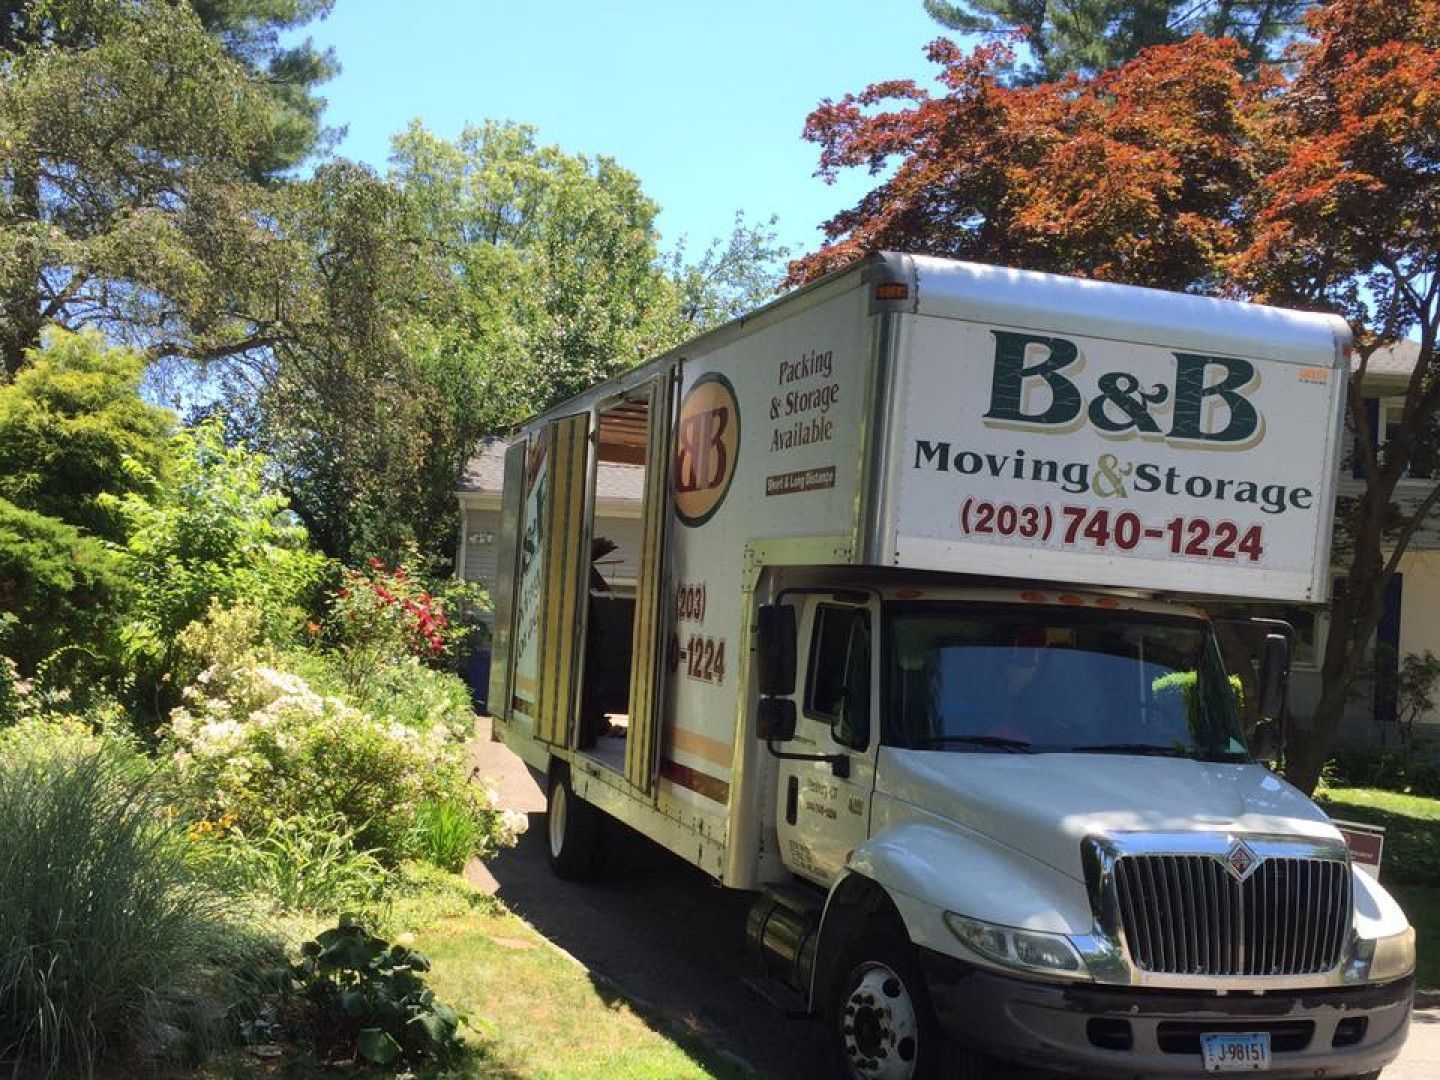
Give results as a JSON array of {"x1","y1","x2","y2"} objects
[
  {"x1": 1235, "y1": 0, "x2": 1440, "y2": 791},
  {"x1": 790, "y1": 34, "x2": 1264, "y2": 293}
]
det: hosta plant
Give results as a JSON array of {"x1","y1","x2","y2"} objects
[{"x1": 289, "y1": 915, "x2": 462, "y2": 1068}]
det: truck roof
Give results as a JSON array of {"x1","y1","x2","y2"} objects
[
  {"x1": 514, "y1": 252, "x2": 1349, "y2": 435},
  {"x1": 904, "y1": 254, "x2": 1350, "y2": 369}
]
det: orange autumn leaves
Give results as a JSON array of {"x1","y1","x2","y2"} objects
[
  {"x1": 791, "y1": 0, "x2": 1440, "y2": 325},
  {"x1": 1239, "y1": 0, "x2": 1440, "y2": 312}
]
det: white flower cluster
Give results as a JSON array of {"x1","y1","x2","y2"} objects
[
  {"x1": 474, "y1": 784, "x2": 529, "y2": 848},
  {"x1": 166, "y1": 660, "x2": 460, "y2": 812}
]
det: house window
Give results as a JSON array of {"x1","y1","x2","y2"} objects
[{"x1": 1378, "y1": 397, "x2": 1438, "y2": 480}]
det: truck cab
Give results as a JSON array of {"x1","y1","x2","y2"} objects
[{"x1": 751, "y1": 577, "x2": 1414, "y2": 1079}]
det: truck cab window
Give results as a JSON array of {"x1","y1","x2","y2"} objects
[
  {"x1": 885, "y1": 602, "x2": 1247, "y2": 761},
  {"x1": 805, "y1": 605, "x2": 871, "y2": 750}
]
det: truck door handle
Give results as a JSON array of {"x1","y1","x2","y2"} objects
[{"x1": 786, "y1": 776, "x2": 798, "y2": 825}]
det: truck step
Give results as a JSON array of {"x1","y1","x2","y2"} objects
[
  {"x1": 740, "y1": 973, "x2": 812, "y2": 1019},
  {"x1": 760, "y1": 880, "x2": 824, "y2": 918}
]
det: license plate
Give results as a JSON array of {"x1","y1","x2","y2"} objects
[{"x1": 1201, "y1": 1032, "x2": 1271, "y2": 1072}]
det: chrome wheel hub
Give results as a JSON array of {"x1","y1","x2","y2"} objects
[
  {"x1": 547, "y1": 782, "x2": 567, "y2": 859},
  {"x1": 839, "y1": 962, "x2": 919, "y2": 1080}
]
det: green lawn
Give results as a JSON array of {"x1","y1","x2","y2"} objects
[
  {"x1": 195, "y1": 871, "x2": 750, "y2": 1080},
  {"x1": 1317, "y1": 786, "x2": 1440, "y2": 991}
]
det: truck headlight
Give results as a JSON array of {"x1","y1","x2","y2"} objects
[
  {"x1": 944, "y1": 913, "x2": 1091, "y2": 981},
  {"x1": 1347, "y1": 927, "x2": 1416, "y2": 984}
]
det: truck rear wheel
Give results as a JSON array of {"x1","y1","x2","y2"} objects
[
  {"x1": 546, "y1": 766, "x2": 605, "y2": 881},
  {"x1": 825, "y1": 929, "x2": 983, "y2": 1080}
]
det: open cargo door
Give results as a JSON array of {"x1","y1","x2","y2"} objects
[
  {"x1": 536, "y1": 412, "x2": 591, "y2": 747},
  {"x1": 488, "y1": 438, "x2": 528, "y2": 723},
  {"x1": 624, "y1": 372, "x2": 676, "y2": 794}
]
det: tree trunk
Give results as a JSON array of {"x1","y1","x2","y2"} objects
[
  {"x1": 1285, "y1": 472, "x2": 1399, "y2": 794},
  {"x1": 1, "y1": 162, "x2": 45, "y2": 378}
]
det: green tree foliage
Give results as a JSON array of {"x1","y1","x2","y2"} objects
[
  {"x1": 243, "y1": 123, "x2": 784, "y2": 566},
  {"x1": 187, "y1": 0, "x2": 339, "y2": 175},
  {"x1": 105, "y1": 419, "x2": 328, "y2": 672},
  {"x1": 0, "y1": 0, "x2": 331, "y2": 376},
  {"x1": 924, "y1": 0, "x2": 1311, "y2": 80},
  {"x1": 668, "y1": 211, "x2": 791, "y2": 329},
  {"x1": 391, "y1": 120, "x2": 691, "y2": 413},
  {"x1": 0, "y1": 330, "x2": 173, "y2": 540},
  {"x1": 236, "y1": 160, "x2": 477, "y2": 563},
  {"x1": 0, "y1": 496, "x2": 128, "y2": 673}
]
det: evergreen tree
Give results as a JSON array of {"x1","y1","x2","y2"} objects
[{"x1": 924, "y1": 0, "x2": 1311, "y2": 80}]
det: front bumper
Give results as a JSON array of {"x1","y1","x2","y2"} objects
[{"x1": 921, "y1": 950, "x2": 1412, "y2": 1078}]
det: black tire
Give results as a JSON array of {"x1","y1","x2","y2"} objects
[
  {"x1": 545, "y1": 766, "x2": 605, "y2": 881},
  {"x1": 824, "y1": 926, "x2": 983, "y2": 1080}
]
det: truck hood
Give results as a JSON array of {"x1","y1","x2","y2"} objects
[{"x1": 876, "y1": 748, "x2": 1342, "y2": 882}]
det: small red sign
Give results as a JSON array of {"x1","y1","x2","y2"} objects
[{"x1": 1334, "y1": 821, "x2": 1385, "y2": 875}]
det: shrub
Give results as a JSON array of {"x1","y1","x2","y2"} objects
[
  {"x1": 0, "y1": 723, "x2": 272, "y2": 1077},
  {"x1": 104, "y1": 420, "x2": 330, "y2": 726},
  {"x1": 165, "y1": 658, "x2": 485, "y2": 861},
  {"x1": 289, "y1": 916, "x2": 462, "y2": 1068},
  {"x1": 1324, "y1": 747, "x2": 1440, "y2": 798},
  {"x1": 189, "y1": 813, "x2": 389, "y2": 915},
  {"x1": 288, "y1": 647, "x2": 478, "y2": 738},
  {"x1": 0, "y1": 496, "x2": 130, "y2": 675},
  {"x1": 327, "y1": 553, "x2": 488, "y2": 691},
  {"x1": 0, "y1": 650, "x2": 18, "y2": 727},
  {"x1": 0, "y1": 329, "x2": 172, "y2": 543}
]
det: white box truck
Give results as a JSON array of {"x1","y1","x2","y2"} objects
[{"x1": 487, "y1": 253, "x2": 1413, "y2": 1079}]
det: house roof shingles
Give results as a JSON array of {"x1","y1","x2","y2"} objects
[{"x1": 457, "y1": 438, "x2": 645, "y2": 502}]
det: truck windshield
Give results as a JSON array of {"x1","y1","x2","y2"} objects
[{"x1": 885, "y1": 603, "x2": 1248, "y2": 761}]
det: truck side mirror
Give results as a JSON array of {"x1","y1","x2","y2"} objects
[
  {"x1": 756, "y1": 604, "x2": 796, "y2": 697},
  {"x1": 757, "y1": 698, "x2": 797, "y2": 742},
  {"x1": 1259, "y1": 632, "x2": 1290, "y2": 722}
]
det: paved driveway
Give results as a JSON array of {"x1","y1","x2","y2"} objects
[{"x1": 468, "y1": 719, "x2": 1439, "y2": 1079}]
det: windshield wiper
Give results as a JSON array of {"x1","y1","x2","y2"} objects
[
  {"x1": 923, "y1": 735, "x2": 1035, "y2": 753},
  {"x1": 1071, "y1": 743, "x2": 1189, "y2": 757}
]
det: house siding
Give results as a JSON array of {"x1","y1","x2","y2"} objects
[{"x1": 459, "y1": 504, "x2": 644, "y2": 603}]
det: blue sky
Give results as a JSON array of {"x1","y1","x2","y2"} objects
[{"x1": 305, "y1": 1, "x2": 956, "y2": 259}]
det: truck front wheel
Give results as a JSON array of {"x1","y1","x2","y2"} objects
[
  {"x1": 826, "y1": 930, "x2": 982, "y2": 1080},
  {"x1": 546, "y1": 766, "x2": 604, "y2": 881}
]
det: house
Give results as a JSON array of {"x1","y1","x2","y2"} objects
[{"x1": 455, "y1": 438, "x2": 645, "y2": 709}]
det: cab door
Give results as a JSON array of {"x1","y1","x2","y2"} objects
[{"x1": 774, "y1": 596, "x2": 879, "y2": 886}]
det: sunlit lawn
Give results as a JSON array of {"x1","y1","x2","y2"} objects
[
  {"x1": 1318, "y1": 786, "x2": 1440, "y2": 991},
  {"x1": 194, "y1": 873, "x2": 751, "y2": 1080}
]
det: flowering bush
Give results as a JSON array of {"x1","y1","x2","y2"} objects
[
  {"x1": 165, "y1": 658, "x2": 519, "y2": 866},
  {"x1": 326, "y1": 553, "x2": 488, "y2": 692},
  {"x1": 334, "y1": 558, "x2": 450, "y2": 658},
  {"x1": 286, "y1": 648, "x2": 477, "y2": 741}
]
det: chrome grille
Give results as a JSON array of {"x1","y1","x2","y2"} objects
[{"x1": 1114, "y1": 854, "x2": 1351, "y2": 976}]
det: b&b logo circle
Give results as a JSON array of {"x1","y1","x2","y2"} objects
[{"x1": 673, "y1": 373, "x2": 739, "y2": 527}]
